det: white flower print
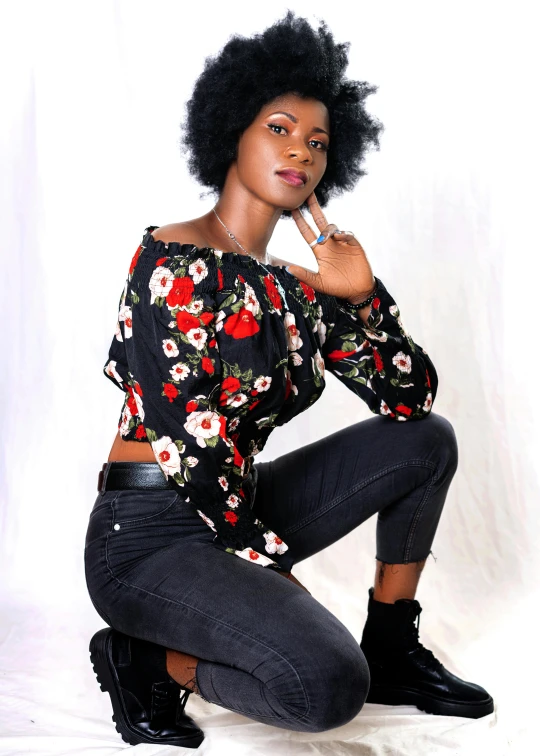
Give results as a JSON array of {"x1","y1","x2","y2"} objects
[
  {"x1": 186, "y1": 327, "x2": 208, "y2": 350},
  {"x1": 227, "y1": 393, "x2": 248, "y2": 407},
  {"x1": 168, "y1": 321, "x2": 176, "y2": 328},
  {"x1": 184, "y1": 456, "x2": 199, "y2": 467},
  {"x1": 197, "y1": 510, "x2": 217, "y2": 532},
  {"x1": 423, "y1": 392, "x2": 433, "y2": 412},
  {"x1": 151, "y1": 435, "x2": 181, "y2": 478},
  {"x1": 189, "y1": 259, "x2": 208, "y2": 284},
  {"x1": 233, "y1": 547, "x2": 277, "y2": 567},
  {"x1": 149, "y1": 266, "x2": 175, "y2": 304},
  {"x1": 284, "y1": 312, "x2": 303, "y2": 351},
  {"x1": 263, "y1": 530, "x2": 289, "y2": 555},
  {"x1": 218, "y1": 476, "x2": 229, "y2": 491},
  {"x1": 163, "y1": 338, "x2": 179, "y2": 358},
  {"x1": 290, "y1": 352, "x2": 303, "y2": 366},
  {"x1": 105, "y1": 360, "x2": 123, "y2": 385},
  {"x1": 393, "y1": 351, "x2": 412, "y2": 374},
  {"x1": 226, "y1": 494, "x2": 240, "y2": 508},
  {"x1": 254, "y1": 376, "x2": 272, "y2": 392},
  {"x1": 184, "y1": 410, "x2": 222, "y2": 448},
  {"x1": 170, "y1": 362, "x2": 191, "y2": 381},
  {"x1": 119, "y1": 405, "x2": 131, "y2": 436},
  {"x1": 228, "y1": 417, "x2": 240, "y2": 431},
  {"x1": 119, "y1": 305, "x2": 132, "y2": 338},
  {"x1": 215, "y1": 310, "x2": 226, "y2": 332},
  {"x1": 188, "y1": 298, "x2": 204, "y2": 314},
  {"x1": 363, "y1": 327, "x2": 388, "y2": 342},
  {"x1": 316, "y1": 319, "x2": 326, "y2": 346},
  {"x1": 133, "y1": 391, "x2": 145, "y2": 421},
  {"x1": 115, "y1": 321, "x2": 123, "y2": 342},
  {"x1": 312, "y1": 349, "x2": 325, "y2": 378},
  {"x1": 380, "y1": 400, "x2": 393, "y2": 415},
  {"x1": 243, "y1": 283, "x2": 260, "y2": 316}
]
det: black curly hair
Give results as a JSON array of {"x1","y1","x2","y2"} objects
[{"x1": 180, "y1": 10, "x2": 384, "y2": 219}]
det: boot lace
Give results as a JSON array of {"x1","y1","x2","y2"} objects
[{"x1": 406, "y1": 607, "x2": 443, "y2": 671}]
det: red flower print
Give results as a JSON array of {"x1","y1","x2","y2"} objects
[
  {"x1": 163, "y1": 383, "x2": 178, "y2": 402},
  {"x1": 209, "y1": 339, "x2": 216, "y2": 348},
  {"x1": 249, "y1": 399, "x2": 261, "y2": 411},
  {"x1": 373, "y1": 349, "x2": 384, "y2": 372},
  {"x1": 202, "y1": 357, "x2": 214, "y2": 374},
  {"x1": 233, "y1": 444, "x2": 244, "y2": 469},
  {"x1": 264, "y1": 275, "x2": 282, "y2": 310},
  {"x1": 395, "y1": 404, "x2": 412, "y2": 416},
  {"x1": 284, "y1": 374, "x2": 292, "y2": 401},
  {"x1": 326, "y1": 349, "x2": 357, "y2": 361},
  {"x1": 129, "y1": 245, "x2": 142, "y2": 275},
  {"x1": 224, "y1": 308, "x2": 260, "y2": 339},
  {"x1": 217, "y1": 268, "x2": 224, "y2": 291},
  {"x1": 300, "y1": 282, "x2": 316, "y2": 302},
  {"x1": 248, "y1": 549, "x2": 260, "y2": 561},
  {"x1": 134, "y1": 381, "x2": 143, "y2": 396},
  {"x1": 186, "y1": 400, "x2": 198, "y2": 412},
  {"x1": 224, "y1": 511, "x2": 238, "y2": 526},
  {"x1": 238, "y1": 275, "x2": 246, "y2": 283},
  {"x1": 218, "y1": 416, "x2": 228, "y2": 439},
  {"x1": 222, "y1": 376, "x2": 241, "y2": 393},
  {"x1": 218, "y1": 391, "x2": 229, "y2": 406},
  {"x1": 176, "y1": 310, "x2": 201, "y2": 333},
  {"x1": 135, "y1": 424, "x2": 147, "y2": 439},
  {"x1": 200, "y1": 311, "x2": 214, "y2": 326},
  {"x1": 156, "y1": 256, "x2": 168, "y2": 266},
  {"x1": 167, "y1": 277, "x2": 194, "y2": 308},
  {"x1": 250, "y1": 389, "x2": 258, "y2": 396},
  {"x1": 426, "y1": 369, "x2": 431, "y2": 388},
  {"x1": 127, "y1": 394, "x2": 138, "y2": 415},
  {"x1": 373, "y1": 297, "x2": 380, "y2": 309}
]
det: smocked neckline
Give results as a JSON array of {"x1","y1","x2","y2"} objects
[{"x1": 144, "y1": 228, "x2": 288, "y2": 274}]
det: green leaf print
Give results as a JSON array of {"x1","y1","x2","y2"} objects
[{"x1": 145, "y1": 428, "x2": 158, "y2": 443}]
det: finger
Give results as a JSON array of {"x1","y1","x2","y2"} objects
[
  {"x1": 285, "y1": 261, "x2": 322, "y2": 291},
  {"x1": 291, "y1": 207, "x2": 319, "y2": 246},
  {"x1": 306, "y1": 191, "x2": 329, "y2": 233},
  {"x1": 330, "y1": 230, "x2": 362, "y2": 248}
]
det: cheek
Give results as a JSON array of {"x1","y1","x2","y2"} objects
[{"x1": 236, "y1": 133, "x2": 277, "y2": 183}]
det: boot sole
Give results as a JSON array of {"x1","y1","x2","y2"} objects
[
  {"x1": 366, "y1": 683, "x2": 494, "y2": 719},
  {"x1": 89, "y1": 628, "x2": 204, "y2": 748}
]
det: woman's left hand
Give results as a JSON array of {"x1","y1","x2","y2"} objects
[{"x1": 289, "y1": 191, "x2": 376, "y2": 303}]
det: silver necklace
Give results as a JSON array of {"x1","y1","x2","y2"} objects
[{"x1": 212, "y1": 208, "x2": 289, "y2": 311}]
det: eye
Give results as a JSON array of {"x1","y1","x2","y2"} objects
[{"x1": 267, "y1": 123, "x2": 329, "y2": 152}]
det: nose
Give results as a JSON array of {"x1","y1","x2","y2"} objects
[{"x1": 284, "y1": 141, "x2": 313, "y2": 164}]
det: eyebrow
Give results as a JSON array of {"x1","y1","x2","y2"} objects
[{"x1": 266, "y1": 111, "x2": 330, "y2": 137}]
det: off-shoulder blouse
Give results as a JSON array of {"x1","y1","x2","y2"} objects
[{"x1": 103, "y1": 226, "x2": 438, "y2": 572}]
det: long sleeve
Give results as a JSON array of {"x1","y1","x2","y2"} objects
[
  {"x1": 125, "y1": 250, "x2": 293, "y2": 571},
  {"x1": 320, "y1": 277, "x2": 438, "y2": 420}
]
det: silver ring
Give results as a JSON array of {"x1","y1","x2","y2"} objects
[{"x1": 309, "y1": 239, "x2": 319, "y2": 248}]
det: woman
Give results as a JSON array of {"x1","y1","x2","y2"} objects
[{"x1": 85, "y1": 11, "x2": 494, "y2": 749}]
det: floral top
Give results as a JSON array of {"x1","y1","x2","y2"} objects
[{"x1": 103, "y1": 226, "x2": 438, "y2": 573}]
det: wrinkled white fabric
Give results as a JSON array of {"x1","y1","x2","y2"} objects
[{"x1": 0, "y1": 1, "x2": 536, "y2": 754}]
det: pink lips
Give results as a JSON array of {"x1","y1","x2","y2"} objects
[{"x1": 276, "y1": 170, "x2": 307, "y2": 187}]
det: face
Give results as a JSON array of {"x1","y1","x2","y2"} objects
[{"x1": 234, "y1": 92, "x2": 330, "y2": 210}]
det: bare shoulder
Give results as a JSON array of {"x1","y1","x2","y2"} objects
[{"x1": 150, "y1": 221, "x2": 210, "y2": 247}]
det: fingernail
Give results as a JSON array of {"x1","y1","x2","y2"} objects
[
  {"x1": 285, "y1": 266, "x2": 290, "y2": 272},
  {"x1": 317, "y1": 234, "x2": 324, "y2": 242}
]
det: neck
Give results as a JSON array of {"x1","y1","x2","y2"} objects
[{"x1": 203, "y1": 165, "x2": 284, "y2": 264}]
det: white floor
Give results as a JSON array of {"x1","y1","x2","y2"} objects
[{"x1": 0, "y1": 589, "x2": 531, "y2": 756}]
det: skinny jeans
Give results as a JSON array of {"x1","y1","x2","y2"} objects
[{"x1": 84, "y1": 411, "x2": 458, "y2": 733}]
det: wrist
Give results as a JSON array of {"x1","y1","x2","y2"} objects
[{"x1": 347, "y1": 279, "x2": 377, "y2": 306}]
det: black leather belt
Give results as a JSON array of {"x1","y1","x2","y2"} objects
[{"x1": 98, "y1": 456, "x2": 255, "y2": 493}]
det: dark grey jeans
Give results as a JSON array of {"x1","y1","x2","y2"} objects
[{"x1": 84, "y1": 412, "x2": 458, "y2": 732}]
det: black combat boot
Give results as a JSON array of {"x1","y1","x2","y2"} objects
[
  {"x1": 360, "y1": 587, "x2": 494, "y2": 719},
  {"x1": 90, "y1": 628, "x2": 205, "y2": 747}
]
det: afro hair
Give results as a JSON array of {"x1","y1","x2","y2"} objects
[{"x1": 180, "y1": 10, "x2": 384, "y2": 218}]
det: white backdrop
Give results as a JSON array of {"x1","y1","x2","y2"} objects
[{"x1": 1, "y1": 1, "x2": 537, "y2": 753}]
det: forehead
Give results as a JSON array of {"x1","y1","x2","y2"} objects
[{"x1": 259, "y1": 93, "x2": 330, "y2": 129}]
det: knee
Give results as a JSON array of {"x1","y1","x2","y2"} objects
[{"x1": 301, "y1": 646, "x2": 370, "y2": 733}]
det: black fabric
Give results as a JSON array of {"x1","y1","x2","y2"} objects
[{"x1": 101, "y1": 226, "x2": 438, "y2": 571}]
